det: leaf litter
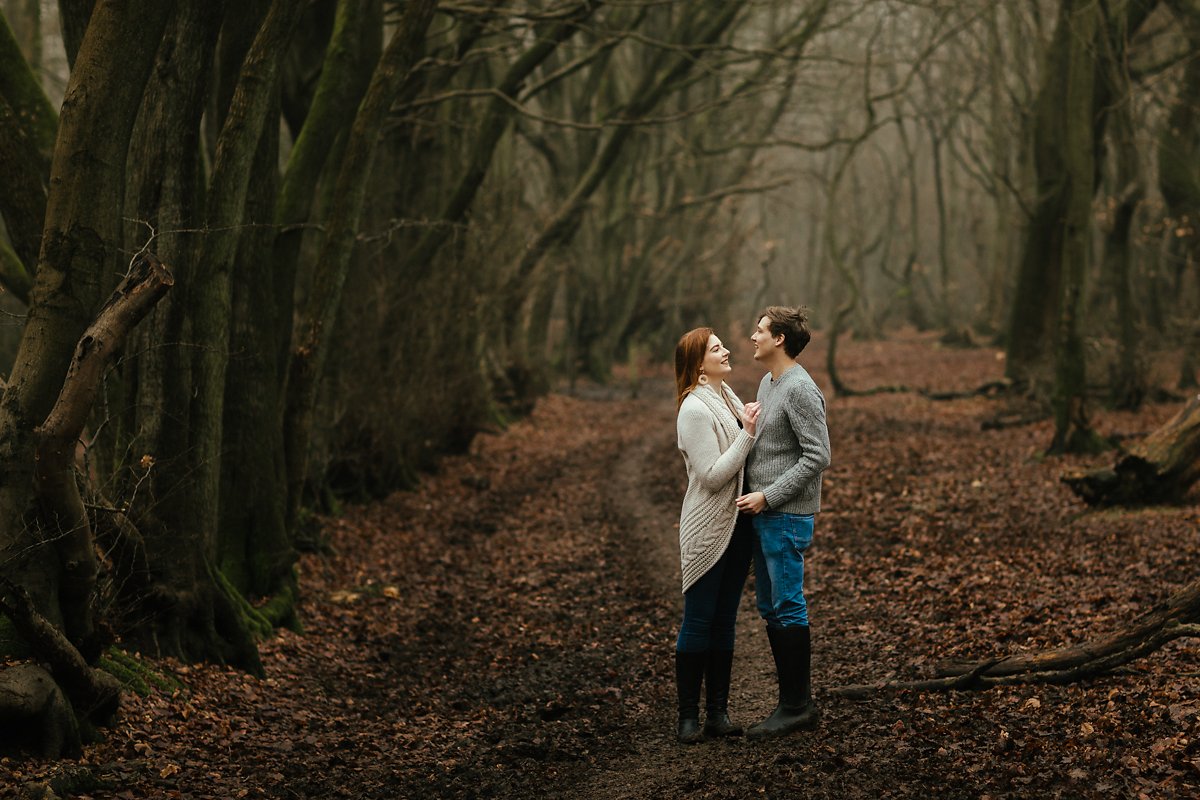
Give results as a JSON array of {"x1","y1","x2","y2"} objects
[{"x1": 2, "y1": 331, "x2": 1198, "y2": 799}]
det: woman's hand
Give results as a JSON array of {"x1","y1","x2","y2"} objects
[
  {"x1": 740, "y1": 401, "x2": 761, "y2": 436},
  {"x1": 735, "y1": 491, "x2": 767, "y2": 514}
]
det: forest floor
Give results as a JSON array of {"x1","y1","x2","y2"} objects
[{"x1": 5, "y1": 331, "x2": 1200, "y2": 799}]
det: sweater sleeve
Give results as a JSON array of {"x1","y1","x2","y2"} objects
[
  {"x1": 760, "y1": 384, "x2": 831, "y2": 509},
  {"x1": 677, "y1": 404, "x2": 755, "y2": 493}
]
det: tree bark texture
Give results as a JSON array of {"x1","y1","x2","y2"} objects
[
  {"x1": 56, "y1": 0, "x2": 96, "y2": 69},
  {"x1": 34, "y1": 254, "x2": 173, "y2": 651},
  {"x1": 109, "y1": 0, "x2": 242, "y2": 665},
  {"x1": 1100, "y1": 18, "x2": 1146, "y2": 410},
  {"x1": 0, "y1": 0, "x2": 171, "y2": 642},
  {"x1": 1159, "y1": 1, "x2": 1200, "y2": 391},
  {"x1": 218, "y1": 92, "x2": 296, "y2": 616},
  {"x1": 272, "y1": 0, "x2": 383, "y2": 366},
  {"x1": 1048, "y1": 0, "x2": 1102, "y2": 455},
  {"x1": 1005, "y1": 0, "x2": 1157, "y2": 390},
  {"x1": 185, "y1": 0, "x2": 304, "y2": 606}
]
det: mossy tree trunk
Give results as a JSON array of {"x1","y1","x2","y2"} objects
[
  {"x1": 1064, "y1": 394, "x2": 1200, "y2": 505},
  {"x1": 1048, "y1": 0, "x2": 1104, "y2": 455},
  {"x1": 217, "y1": 91, "x2": 296, "y2": 623},
  {"x1": 0, "y1": 0, "x2": 170, "y2": 635},
  {"x1": 107, "y1": 0, "x2": 244, "y2": 666},
  {"x1": 284, "y1": 0, "x2": 439, "y2": 535},
  {"x1": 0, "y1": 0, "x2": 170, "y2": 671},
  {"x1": 0, "y1": 9, "x2": 56, "y2": 298},
  {"x1": 177, "y1": 0, "x2": 304, "y2": 666},
  {"x1": 1006, "y1": 0, "x2": 1155, "y2": 452},
  {"x1": 1004, "y1": 2, "x2": 1077, "y2": 388},
  {"x1": 1159, "y1": 1, "x2": 1200, "y2": 390}
]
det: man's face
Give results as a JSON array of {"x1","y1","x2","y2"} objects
[{"x1": 751, "y1": 316, "x2": 780, "y2": 361}]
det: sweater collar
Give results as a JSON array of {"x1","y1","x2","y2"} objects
[{"x1": 691, "y1": 383, "x2": 741, "y2": 438}]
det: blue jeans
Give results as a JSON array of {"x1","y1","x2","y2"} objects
[
  {"x1": 752, "y1": 511, "x2": 814, "y2": 628},
  {"x1": 676, "y1": 514, "x2": 754, "y2": 653}
]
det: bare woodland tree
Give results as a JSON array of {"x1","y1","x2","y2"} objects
[{"x1": 0, "y1": 0, "x2": 1198, "y2": 754}]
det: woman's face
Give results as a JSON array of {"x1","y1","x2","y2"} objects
[{"x1": 701, "y1": 334, "x2": 732, "y2": 381}]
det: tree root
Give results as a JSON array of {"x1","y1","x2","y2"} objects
[
  {"x1": 0, "y1": 577, "x2": 120, "y2": 723},
  {"x1": 830, "y1": 578, "x2": 1200, "y2": 699},
  {"x1": 923, "y1": 379, "x2": 1013, "y2": 401}
]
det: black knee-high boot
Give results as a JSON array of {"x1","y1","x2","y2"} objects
[
  {"x1": 747, "y1": 626, "x2": 819, "y2": 740},
  {"x1": 675, "y1": 650, "x2": 706, "y2": 743},
  {"x1": 703, "y1": 650, "x2": 743, "y2": 737}
]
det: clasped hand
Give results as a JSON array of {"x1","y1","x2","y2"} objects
[
  {"x1": 740, "y1": 401, "x2": 761, "y2": 436},
  {"x1": 735, "y1": 491, "x2": 766, "y2": 514}
]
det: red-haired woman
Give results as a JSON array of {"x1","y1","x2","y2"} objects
[{"x1": 671, "y1": 327, "x2": 760, "y2": 743}]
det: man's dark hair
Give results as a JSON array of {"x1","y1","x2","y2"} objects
[{"x1": 759, "y1": 305, "x2": 810, "y2": 358}]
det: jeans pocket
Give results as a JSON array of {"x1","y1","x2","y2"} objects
[{"x1": 785, "y1": 514, "x2": 814, "y2": 552}]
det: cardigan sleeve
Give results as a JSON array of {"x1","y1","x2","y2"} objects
[{"x1": 677, "y1": 403, "x2": 755, "y2": 493}]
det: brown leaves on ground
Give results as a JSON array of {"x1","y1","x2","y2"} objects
[{"x1": 3, "y1": 331, "x2": 1199, "y2": 799}]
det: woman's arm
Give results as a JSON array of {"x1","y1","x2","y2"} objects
[{"x1": 677, "y1": 404, "x2": 755, "y2": 492}]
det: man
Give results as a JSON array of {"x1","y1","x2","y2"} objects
[{"x1": 736, "y1": 305, "x2": 831, "y2": 739}]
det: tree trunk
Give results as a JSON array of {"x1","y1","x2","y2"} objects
[
  {"x1": 1007, "y1": 0, "x2": 1158, "y2": 391},
  {"x1": 57, "y1": 0, "x2": 95, "y2": 69},
  {"x1": 500, "y1": 2, "x2": 743, "y2": 331},
  {"x1": 1101, "y1": 19, "x2": 1146, "y2": 410},
  {"x1": 0, "y1": 9, "x2": 56, "y2": 296},
  {"x1": 217, "y1": 91, "x2": 296, "y2": 622},
  {"x1": 1159, "y1": 2, "x2": 1200, "y2": 391},
  {"x1": 0, "y1": 0, "x2": 171, "y2": 648},
  {"x1": 284, "y1": 0, "x2": 438, "y2": 533},
  {"x1": 397, "y1": 1, "x2": 601, "y2": 283},
  {"x1": 1004, "y1": 2, "x2": 1073, "y2": 387},
  {"x1": 0, "y1": 256, "x2": 170, "y2": 750},
  {"x1": 1047, "y1": 0, "x2": 1106, "y2": 456},
  {"x1": 1063, "y1": 394, "x2": 1200, "y2": 505},
  {"x1": 108, "y1": 0, "x2": 266, "y2": 667},
  {"x1": 272, "y1": 0, "x2": 383, "y2": 364}
]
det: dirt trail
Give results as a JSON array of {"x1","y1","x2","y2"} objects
[
  {"x1": 9, "y1": 333, "x2": 1200, "y2": 799},
  {"x1": 576, "y1": 389, "x2": 780, "y2": 798}
]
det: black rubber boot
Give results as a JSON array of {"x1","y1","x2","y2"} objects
[
  {"x1": 703, "y1": 650, "x2": 743, "y2": 737},
  {"x1": 675, "y1": 650, "x2": 706, "y2": 744},
  {"x1": 747, "y1": 626, "x2": 819, "y2": 740}
]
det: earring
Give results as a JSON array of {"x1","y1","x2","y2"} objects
[{"x1": 697, "y1": 373, "x2": 709, "y2": 386}]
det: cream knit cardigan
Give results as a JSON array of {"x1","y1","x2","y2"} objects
[{"x1": 676, "y1": 382, "x2": 755, "y2": 593}]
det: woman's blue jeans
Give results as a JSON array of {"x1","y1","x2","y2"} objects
[
  {"x1": 676, "y1": 514, "x2": 754, "y2": 653},
  {"x1": 752, "y1": 511, "x2": 814, "y2": 628}
]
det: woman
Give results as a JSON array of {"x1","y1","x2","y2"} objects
[{"x1": 672, "y1": 327, "x2": 759, "y2": 743}]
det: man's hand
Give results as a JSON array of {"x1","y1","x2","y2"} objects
[{"x1": 735, "y1": 491, "x2": 767, "y2": 514}]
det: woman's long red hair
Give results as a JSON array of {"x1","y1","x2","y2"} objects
[{"x1": 675, "y1": 327, "x2": 714, "y2": 409}]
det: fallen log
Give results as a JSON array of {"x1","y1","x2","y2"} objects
[
  {"x1": 830, "y1": 574, "x2": 1200, "y2": 699},
  {"x1": 1062, "y1": 394, "x2": 1200, "y2": 506}
]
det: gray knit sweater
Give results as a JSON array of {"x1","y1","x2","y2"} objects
[
  {"x1": 745, "y1": 365, "x2": 830, "y2": 514},
  {"x1": 675, "y1": 383, "x2": 755, "y2": 593}
]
